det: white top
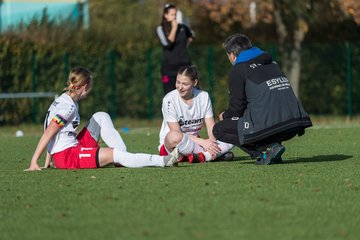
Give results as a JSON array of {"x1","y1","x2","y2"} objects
[
  {"x1": 159, "y1": 88, "x2": 213, "y2": 148},
  {"x1": 44, "y1": 93, "x2": 80, "y2": 154}
]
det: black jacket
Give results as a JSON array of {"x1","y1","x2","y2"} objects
[
  {"x1": 156, "y1": 23, "x2": 193, "y2": 68},
  {"x1": 223, "y1": 47, "x2": 312, "y2": 145}
]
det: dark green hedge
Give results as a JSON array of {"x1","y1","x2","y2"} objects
[{"x1": 0, "y1": 36, "x2": 359, "y2": 125}]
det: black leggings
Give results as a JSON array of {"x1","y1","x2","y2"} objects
[
  {"x1": 161, "y1": 74, "x2": 176, "y2": 95},
  {"x1": 213, "y1": 119, "x2": 300, "y2": 159}
]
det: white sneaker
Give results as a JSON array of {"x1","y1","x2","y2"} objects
[{"x1": 163, "y1": 147, "x2": 180, "y2": 167}]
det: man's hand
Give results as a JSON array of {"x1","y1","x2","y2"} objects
[{"x1": 219, "y1": 112, "x2": 224, "y2": 121}]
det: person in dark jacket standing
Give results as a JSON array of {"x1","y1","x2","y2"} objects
[
  {"x1": 213, "y1": 33, "x2": 312, "y2": 165},
  {"x1": 156, "y1": 3, "x2": 194, "y2": 95}
]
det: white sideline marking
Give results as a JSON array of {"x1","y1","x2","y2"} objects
[{"x1": 0, "y1": 92, "x2": 57, "y2": 99}]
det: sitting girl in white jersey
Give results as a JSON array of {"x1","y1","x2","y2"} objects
[
  {"x1": 158, "y1": 65, "x2": 233, "y2": 163},
  {"x1": 25, "y1": 67, "x2": 179, "y2": 171}
]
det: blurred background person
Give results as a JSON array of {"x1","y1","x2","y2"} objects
[{"x1": 156, "y1": 3, "x2": 195, "y2": 95}]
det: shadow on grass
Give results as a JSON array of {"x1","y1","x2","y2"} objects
[
  {"x1": 213, "y1": 156, "x2": 250, "y2": 163},
  {"x1": 284, "y1": 154, "x2": 353, "y2": 164},
  {"x1": 176, "y1": 156, "x2": 250, "y2": 166},
  {"x1": 232, "y1": 156, "x2": 250, "y2": 161},
  {"x1": 239, "y1": 154, "x2": 352, "y2": 165}
]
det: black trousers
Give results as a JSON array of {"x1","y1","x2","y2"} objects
[
  {"x1": 213, "y1": 118, "x2": 301, "y2": 159},
  {"x1": 161, "y1": 74, "x2": 176, "y2": 95},
  {"x1": 161, "y1": 65, "x2": 181, "y2": 95}
]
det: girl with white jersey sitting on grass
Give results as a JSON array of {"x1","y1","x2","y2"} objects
[
  {"x1": 25, "y1": 66, "x2": 179, "y2": 171},
  {"x1": 158, "y1": 65, "x2": 233, "y2": 163}
]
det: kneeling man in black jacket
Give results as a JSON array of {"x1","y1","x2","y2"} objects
[{"x1": 213, "y1": 33, "x2": 312, "y2": 165}]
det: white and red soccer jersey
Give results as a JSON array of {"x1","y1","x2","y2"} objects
[
  {"x1": 159, "y1": 88, "x2": 213, "y2": 148},
  {"x1": 44, "y1": 93, "x2": 80, "y2": 154}
]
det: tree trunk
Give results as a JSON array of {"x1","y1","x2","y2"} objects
[
  {"x1": 288, "y1": 48, "x2": 301, "y2": 97},
  {"x1": 273, "y1": 3, "x2": 306, "y2": 98},
  {"x1": 288, "y1": 20, "x2": 305, "y2": 98}
]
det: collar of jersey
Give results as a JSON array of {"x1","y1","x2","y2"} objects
[{"x1": 235, "y1": 47, "x2": 264, "y2": 65}]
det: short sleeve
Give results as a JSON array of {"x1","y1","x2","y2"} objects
[
  {"x1": 51, "y1": 103, "x2": 76, "y2": 128},
  {"x1": 162, "y1": 97, "x2": 178, "y2": 123}
]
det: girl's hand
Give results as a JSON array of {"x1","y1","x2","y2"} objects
[
  {"x1": 41, "y1": 164, "x2": 52, "y2": 169},
  {"x1": 41, "y1": 152, "x2": 53, "y2": 169},
  {"x1": 218, "y1": 112, "x2": 224, "y2": 121},
  {"x1": 202, "y1": 139, "x2": 221, "y2": 156},
  {"x1": 41, "y1": 160, "x2": 54, "y2": 169},
  {"x1": 24, "y1": 163, "x2": 41, "y2": 171},
  {"x1": 25, "y1": 121, "x2": 61, "y2": 172},
  {"x1": 171, "y1": 19, "x2": 178, "y2": 29}
]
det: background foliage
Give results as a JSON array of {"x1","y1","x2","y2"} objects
[{"x1": 0, "y1": 0, "x2": 359, "y2": 124}]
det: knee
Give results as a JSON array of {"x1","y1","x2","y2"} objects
[
  {"x1": 92, "y1": 112, "x2": 111, "y2": 124},
  {"x1": 165, "y1": 130, "x2": 183, "y2": 147},
  {"x1": 92, "y1": 112, "x2": 110, "y2": 120}
]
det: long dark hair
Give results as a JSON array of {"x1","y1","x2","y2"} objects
[{"x1": 161, "y1": 3, "x2": 176, "y2": 35}]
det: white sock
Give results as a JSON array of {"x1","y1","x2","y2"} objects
[
  {"x1": 113, "y1": 148, "x2": 164, "y2": 168},
  {"x1": 91, "y1": 112, "x2": 127, "y2": 151},
  {"x1": 218, "y1": 141, "x2": 234, "y2": 154},
  {"x1": 206, "y1": 141, "x2": 234, "y2": 161},
  {"x1": 204, "y1": 152, "x2": 213, "y2": 161},
  {"x1": 176, "y1": 133, "x2": 195, "y2": 155}
]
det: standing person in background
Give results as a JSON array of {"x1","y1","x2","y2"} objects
[
  {"x1": 213, "y1": 34, "x2": 312, "y2": 165},
  {"x1": 156, "y1": 3, "x2": 195, "y2": 95},
  {"x1": 25, "y1": 67, "x2": 179, "y2": 171},
  {"x1": 158, "y1": 65, "x2": 233, "y2": 163}
]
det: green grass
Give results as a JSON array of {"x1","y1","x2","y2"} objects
[{"x1": 1, "y1": 121, "x2": 360, "y2": 240}]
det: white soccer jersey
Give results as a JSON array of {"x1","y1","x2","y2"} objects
[
  {"x1": 44, "y1": 93, "x2": 80, "y2": 154},
  {"x1": 159, "y1": 88, "x2": 213, "y2": 148}
]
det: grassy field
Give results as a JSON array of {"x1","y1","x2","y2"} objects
[{"x1": 1, "y1": 118, "x2": 360, "y2": 240}]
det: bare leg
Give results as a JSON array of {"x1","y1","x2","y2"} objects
[{"x1": 98, "y1": 148, "x2": 115, "y2": 167}]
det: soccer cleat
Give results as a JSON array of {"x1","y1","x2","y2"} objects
[
  {"x1": 188, "y1": 152, "x2": 206, "y2": 164},
  {"x1": 178, "y1": 155, "x2": 188, "y2": 162},
  {"x1": 256, "y1": 143, "x2": 285, "y2": 165},
  {"x1": 163, "y1": 147, "x2": 180, "y2": 167},
  {"x1": 215, "y1": 151, "x2": 234, "y2": 161}
]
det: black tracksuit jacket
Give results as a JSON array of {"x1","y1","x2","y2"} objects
[
  {"x1": 223, "y1": 48, "x2": 312, "y2": 145},
  {"x1": 156, "y1": 24, "x2": 193, "y2": 76}
]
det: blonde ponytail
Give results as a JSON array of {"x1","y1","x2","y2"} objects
[{"x1": 64, "y1": 67, "x2": 92, "y2": 93}]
